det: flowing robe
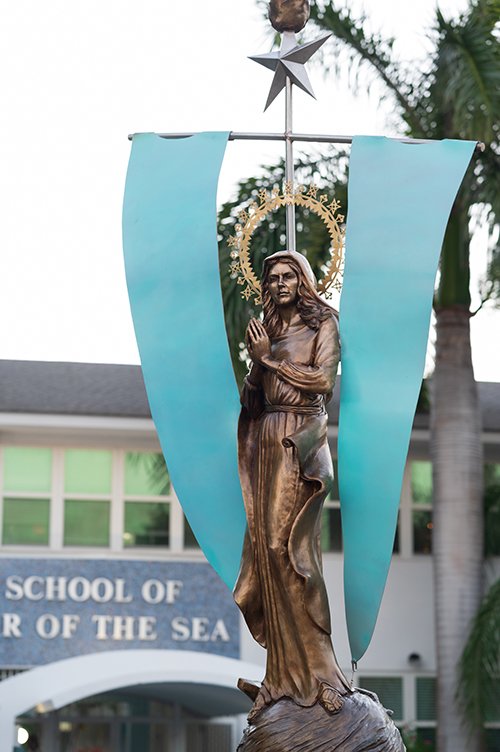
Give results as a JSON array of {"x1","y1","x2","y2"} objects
[{"x1": 234, "y1": 313, "x2": 349, "y2": 707}]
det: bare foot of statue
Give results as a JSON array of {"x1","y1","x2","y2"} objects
[{"x1": 318, "y1": 683, "x2": 344, "y2": 714}]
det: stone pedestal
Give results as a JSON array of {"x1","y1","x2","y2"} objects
[{"x1": 237, "y1": 690, "x2": 406, "y2": 752}]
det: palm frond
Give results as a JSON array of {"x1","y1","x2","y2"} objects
[
  {"x1": 458, "y1": 468, "x2": 500, "y2": 729},
  {"x1": 309, "y1": 1, "x2": 428, "y2": 135},
  {"x1": 309, "y1": 1, "x2": 394, "y2": 72},
  {"x1": 432, "y1": 0, "x2": 500, "y2": 143},
  {"x1": 458, "y1": 576, "x2": 500, "y2": 733},
  {"x1": 149, "y1": 453, "x2": 171, "y2": 496},
  {"x1": 126, "y1": 451, "x2": 171, "y2": 496}
]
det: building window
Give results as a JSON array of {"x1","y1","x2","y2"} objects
[
  {"x1": 64, "y1": 499, "x2": 111, "y2": 547},
  {"x1": 393, "y1": 515, "x2": 400, "y2": 554},
  {"x1": 18, "y1": 692, "x2": 236, "y2": 752},
  {"x1": 484, "y1": 680, "x2": 500, "y2": 723},
  {"x1": 411, "y1": 461, "x2": 433, "y2": 554},
  {"x1": 65, "y1": 449, "x2": 112, "y2": 494},
  {"x1": 320, "y1": 459, "x2": 400, "y2": 554},
  {"x1": 186, "y1": 722, "x2": 232, "y2": 751},
  {"x1": 485, "y1": 464, "x2": 500, "y2": 556},
  {"x1": 124, "y1": 503, "x2": 169, "y2": 547},
  {"x1": 416, "y1": 676, "x2": 436, "y2": 721},
  {"x1": 63, "y1": 450, "x2": 111, "y2": 547},
  {"x1": 358, "y1": 677, "x2": 403, "y2": 722},
  {"x1": 486, "y1": 730, "x2": 500, "y2": 751},
  {"x1": 0, "y1": 446, "x2": 206, "y2": 555},
  {"x1": 3, "y1": 498, "x2": 50, "y2": 545},
  {"x1": 2, "y1": 447, "x2": 52, "y2": 545},
  {"x1": 184, "y1": 515, "x2": 200, "y2": 549},
  {"x1": 321, "y1": 504, "x2": 342, "y2": 552},
  {"x1": 124, "y1": 452, "x2": 170, "y2": 497},
  {"x1": 123, "y1": 452, "x2": 171, "y2": 549},
  {"x1": 322, "y1": 459, "x2": 342, "y2": 552}
]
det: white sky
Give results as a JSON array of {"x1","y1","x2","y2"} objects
[{"x1": 0, "y1": 0, "x2": 498, "y2": 381}]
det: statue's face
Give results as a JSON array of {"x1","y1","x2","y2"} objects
[{"x1": 267, "y1": 261, "x2": 299, "y2": 307}]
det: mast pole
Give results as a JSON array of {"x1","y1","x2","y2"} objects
[
  {"x1": 285, "y1": 75, "x2": 296, "y2": 252},
  {"x1": 249, "y1": 10, "x2": 332, "y2": 251}
]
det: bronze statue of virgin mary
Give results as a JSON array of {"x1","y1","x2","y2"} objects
[{"x1": 234, "y1": 250, "x2": 350, "y2": 720}]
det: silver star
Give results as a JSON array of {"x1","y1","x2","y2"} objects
[{"x1": 249, "y1": 31, "x2": 332, "y2": 111}]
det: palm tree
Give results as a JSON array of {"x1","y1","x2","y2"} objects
[
  {"x1": 458, "y1": 467, "x2": 500, "y2": 738},
  {"x1": 305, "y1": 2, "x2": 500, "y2": 750}
]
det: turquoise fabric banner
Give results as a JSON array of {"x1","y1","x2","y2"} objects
[
  {"x1": 339, "y1": 136, "x2": 475, "y2": 662},
  {"x1": 122, "y1": 132, "x2": 246, "y2": 589}
]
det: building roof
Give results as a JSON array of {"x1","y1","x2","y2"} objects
[
  {"x1": 0, "y1": 360, "x2": 499, "y2": 431},
  {"x1": 0, "y1": 360, "x2": 150, "y2": 418}
]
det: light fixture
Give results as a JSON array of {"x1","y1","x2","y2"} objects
[{"x1": 17, "y1": 727, "x2": 29, "y2": 745}]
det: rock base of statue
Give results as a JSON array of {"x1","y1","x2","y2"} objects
[{"x1": 237, "y1": 689, "x2": 406, "y2": 752}]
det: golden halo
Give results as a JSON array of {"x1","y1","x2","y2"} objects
[{"x1": 228, "y1": 182, "x2": 345, "y2": 305}]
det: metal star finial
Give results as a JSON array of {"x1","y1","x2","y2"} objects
[{"x1": 249, "y1": 30, "x2": 332, "y2": 111}]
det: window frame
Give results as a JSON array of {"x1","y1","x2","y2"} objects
[
  {"x1": 0, "y1": 446, "x2": 202, "y2": 557},
  {"x1": 409, "y1": 460, "x2": 433, "y2": 556},
  {"x1": 320, "y1": 458, "x2": 342, "y2": 554},
  {"x1": 320, "y1": 457, "x2": 437, "y2": 559},
  {"x1": 321, "y1": 498, "x2": 342, "y2": 554}
]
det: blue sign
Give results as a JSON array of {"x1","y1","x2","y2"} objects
[{"x1": 0, "y1": 559, "x2": 240, "y2": 665}]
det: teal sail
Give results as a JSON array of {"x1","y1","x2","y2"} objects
[
  {"x1": 122, "y1": 130, "x2": 476, "y2": 656},
  {"x1": 122, "y1": 132, "x2": 246, "y2": 589},
  {"x1": 338, "y1": 136, "x2": 475, "y2": 662}
]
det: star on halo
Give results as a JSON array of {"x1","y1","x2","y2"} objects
[{"x1": 249, "y1": 31, "x2": 332, "y2": 111}]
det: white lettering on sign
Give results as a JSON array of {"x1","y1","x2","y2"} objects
[
  {"x1": 115, "y1": 579, "x2": 133, "y2": 603},
  {"x1": 138, "y1": 616, "x2": 157, "y2": 640},
  {"x1": 211, "y1": 619, "x2": 230, "y2": 642},
  {"x1": 171, "y1": 617, "x2": 231, "y2": 642},
  {"x1": 62, "y1": 615, "x2": 80, "y2": 639},
  {"x1": 142, "y1": 580, "x2": 183, "y2": 604},
  {"x1": 2, "y1": 613, "x2": 21, "y2": 637},
  {"x1": 1, "y1": 571, "x2": 235, "y2": 653},
  {"x1": 5, "y1": 576, "x2": 23, "y2": 601},
  {"x1": 36, "y1": 614, "x2": 60, "y2": 639},
  {"x1": 24, "y1": 576, "x2": 44, "y2": 601},
  {"x1": 112, "y1": 616, "x2": 134, "y2": 641},
  {"x1": 0, "y1": 610, "x2": 229, "y2": 644},
  {"x1": 141, "y1": 579, "x2": 164, "y2": 604},
  {"x1": 5, "y1": 577, "x2": 137, "y2": 603},
  {"x1": 165, "y1": 581, "x2": 183, "y2": 604},
  {"x1": 92, "y1": 615, "x2": 112, "y2": 640},
  {"x1": 91, "y1": 579, "x2": 114, "y2": 603},
  {"x1": 91, "y1": 615, "x2": 158, "y2": 641},
  {"x1": 46, "y1": 577, "x2": 67, "y2": 601},
  {"x1": 67, "y1": 577, "x2": 92, "y2": 602},
  {"x1": 192, "y1": 617, "x2": 210, "y2": 641},
  {"x1": 171, "y1": 616, "x2": 190, "y2": 641}
]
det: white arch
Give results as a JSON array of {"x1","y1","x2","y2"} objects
[{"x1": 0, "y1": 650, "x2": 262, "y2": 752}]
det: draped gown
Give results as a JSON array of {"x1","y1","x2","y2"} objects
[{"x1": 234, "y1": 312, "x2": 350, "y2": 709}]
